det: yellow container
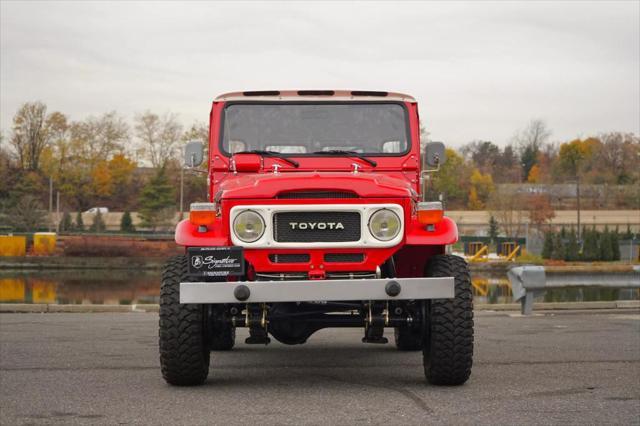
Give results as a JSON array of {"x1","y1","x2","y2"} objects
[
  {"x1": 32, "y1": 279, "x2": 57, "y2": 303},
  {"x1": 33, "y1": 232, "x2": 57, "y2": 255},
  {"x1": 0, "y1": 236, "x2": 27, "y2": 256},
  {"x1": 0, "y1": 278, "x2": 26, "y2": 302}
]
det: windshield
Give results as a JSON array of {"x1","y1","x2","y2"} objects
[{"x1": 221, "y1": 102, "x2": 409, "y2": 155}]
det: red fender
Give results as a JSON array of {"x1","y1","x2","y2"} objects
[
  {"x1": 174, "y1": 219, "x2": 229, "y2": 247},
  {"x1": 405, "y1": 216, "x2": 458, "y2": 246}
]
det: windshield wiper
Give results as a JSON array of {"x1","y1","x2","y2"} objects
[
  {"x1": 234, "y1": 150, "x2": 299, "y2": 168},
  {"x1": 311, "y1": 150, "x2": 377, "y2": 167}
]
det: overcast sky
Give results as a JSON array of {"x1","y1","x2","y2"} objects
[{"x1": 1, "y1": 1, "x2": 638, "y2": 147}]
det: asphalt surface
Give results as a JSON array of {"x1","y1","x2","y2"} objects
[{"x1": 1, "y1": 310, "x2": 639, "y2": 425}]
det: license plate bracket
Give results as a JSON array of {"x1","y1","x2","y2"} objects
[{"x1": 187, "y1": 246, "x2": 244, "y2": 277}]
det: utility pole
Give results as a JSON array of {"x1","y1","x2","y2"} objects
[
  {"x1": 55, "y1": 191, "x2": 60, "y2": 233},
  {"x1": 576, "y1": 174, "x2": 581, "y2": 241},
  {"x1": 48, "y1": 176, "x2": 53, "y2": 232},
  {"x1": 179, "y1": 166, "x2": 184, "y2": 220}
]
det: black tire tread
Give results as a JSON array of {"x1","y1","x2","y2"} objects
[
  {"x1": 159, "y1": 255, "x2": 210, "y2": 386},
  {"x1": 424, "y1": 254, "x2": 474, "y2": 386}
]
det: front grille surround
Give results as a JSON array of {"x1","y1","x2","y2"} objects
[
  {"x1": 274, "y1": 211, "x2": 361, "y2": 243},
  {"x1": 230, "y1": 204, "x2": 404, "y2": 249}
]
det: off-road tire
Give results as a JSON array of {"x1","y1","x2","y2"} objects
[
  {"x1": 159, "y1": 255, "x2": 210, "y2": 386},
  {"x1": 423, "y1": 254, "x2": 474, "y2": 386},
  {"x1": 394, "y1": 326, "x2": 423, "y2": 351}
]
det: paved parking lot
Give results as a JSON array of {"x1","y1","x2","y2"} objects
[{"x1": 1, "y1": 310, "x2": 639, "y2": 425}]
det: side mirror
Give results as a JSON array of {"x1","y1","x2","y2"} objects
[
  {"x1": 423, "y1": 142, "x2": 447, "y2": 168},
  {"x1": 184, "y1": 141, "x2": 204, "y2": 168}
]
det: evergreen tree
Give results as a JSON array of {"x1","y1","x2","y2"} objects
[
  {"x1": 560, "y1": 226, "x2": 567, "y2": 239},
  {"x1": 611, "y1": 227, "x2": 621, "y2": 261},
  {"x1": 59, "y1": 211, "x2": 72, "y2": 232},
  {"x1": 582, "y1": 227, "x2": 599, "y2": 261},
  {"x1": 542, "y1": 231, "x2": 554, "y2": 259},
  {"x1": 89, "y1": 210, "x2": 106, "y2": 233},
  {"x1": 551, "y1": 233, "x2": 565, "y2": 260},
  {"x1": 139, "y1": 166, "x2": 175, "y2": 231},
  {"x1": 488, "y1": 215, "x2": 499, "y2": 244},
  {"x1": 120, "y1": 210, "x2": 136, "y2": 233},
  {"x1": 622, "y1": 223, "x2": 633, "y2": 240},
  {"x1": 75, "y1": 211, "x2": 84, "y2": 232},
  {"x1": 565, "y1": 227, "x2": 579, "y2": 261},
  {"x1": 599, "y1": 226, "x2": 613, "y2": 261}
]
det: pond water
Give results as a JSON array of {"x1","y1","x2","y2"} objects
[{"x1": 0, "y1": 270, "x2": 638, "y2": 305}]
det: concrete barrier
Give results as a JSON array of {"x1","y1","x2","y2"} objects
[{"x1": 508, "y1": 265, "x2": 640, "y2": 314}]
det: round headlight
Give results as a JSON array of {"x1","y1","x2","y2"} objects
[
  {"x1": 233, "y1": 210, "x2": 265, "y2": 243},
  {"x1": 368, "y1": 209, "x2": 401, "y2": 241}
]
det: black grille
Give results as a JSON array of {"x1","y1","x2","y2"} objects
[
  {"x1": 277, "y1": 191, "x2": 358, "y2": 199},
  {"x1": 274, "y1": 211, "x2": 361, "y2": 243},
  {"x1": 268, "y1": 254, "x2": 310, "y2": 263},
  {"x1": 324, "y1": 253, "x2": 365, "y2": 263}
]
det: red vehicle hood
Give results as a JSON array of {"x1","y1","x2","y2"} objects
[{"x1": 216, "y1": 172, "x2": 414, "y2": 200}]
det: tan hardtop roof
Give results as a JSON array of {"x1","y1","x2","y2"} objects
[{"x1": 215, "y1": 90, "x2": 416, "y2": 103}]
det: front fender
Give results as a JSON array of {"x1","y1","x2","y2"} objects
[
  {"x1": 405, "y1": 216, "x2": 458, "y2": 246},
  {"x1": 174, "y1": 219, "x2": 229, "y2": 247}
]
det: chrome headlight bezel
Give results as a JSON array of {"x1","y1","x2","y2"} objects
[
  {"x1": 232, "y1": 209, "x2": 266, "y2": 243},
  {"x1": 368, "y1": 208, "x2": 401, "y2": 242}
]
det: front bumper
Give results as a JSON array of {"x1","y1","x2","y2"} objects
[{"x1": 180, "y1": 277, "x2": 454, "y2": 304}]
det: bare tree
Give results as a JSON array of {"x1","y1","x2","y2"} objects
[
  {"x1": 70, "y1": 112, "x2": 129, "y2": 162},
  {"x1": 9, "y1": 102, "x2": 50, "y2": 170},
  {"x1": 487, "y1": 186, "x2": 525, "y2": 238},
  {"x1": 513, "y1": 119, "x2": 552, "y2": 180},
  {"x1": 514, "y1": 119, "x2": 551, "y2": 152},
  {"x1": 135, "y1": 111, "x2": 183, "y2": 167}
]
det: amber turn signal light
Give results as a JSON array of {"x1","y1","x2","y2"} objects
[
  {"x1": 189, "y1": 202, "x2": 217, "y2": 226},
  {"x1": 417, "y1": 201, "x2": 444, "y2": 225}
]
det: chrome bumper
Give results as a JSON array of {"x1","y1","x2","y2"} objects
[{"x1": 180, "y1": 277, "x2": 454, "y2": 304}]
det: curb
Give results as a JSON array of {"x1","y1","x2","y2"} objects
[
  {"x1": 0, "y1": 303, "x2": 159, "y2": 313},
  {"x1": 0, "y1": 301, "x2": 637, "y2": 313}
]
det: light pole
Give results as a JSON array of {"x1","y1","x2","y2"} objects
[
  {"x1": 48, "y1": 176, "x2": 53, "y2": 232},
  {"x1": 576, "y1": 174, "x2": 581, "y2": 241},
  {"x1": 179, "y1": 166, "x2": 184, "y2": 220}
]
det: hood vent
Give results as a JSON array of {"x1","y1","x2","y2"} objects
[{"x1": 277, "y1": 191, "x2": 358, "y2": 199}]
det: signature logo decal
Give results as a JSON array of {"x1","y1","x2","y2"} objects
[{"x1": 191, "y1": 255, "x2": 240, "y2": 270}]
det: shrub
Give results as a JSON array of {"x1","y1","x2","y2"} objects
[
  {"x1": 59, "y1": 211, "x2": 72, "y2": 232},
  {"x1": 120, "y1": 211, "x2": 136, "y2": 233},
  {"x1": 542, "y1": 231, "x2": 554, "y2": 259},
  {"x1": 582, "y1": 227, "x2": 600, "y2": 261},
  {"x1": 75, "y1": 211, "x2": 84, "y2": 231},
  {"x1": 89, "y1": 210, "x2": 106, "y2": 233},
  {"x1": 565, "y1": 228, "x2": 580, "y2": 261}
]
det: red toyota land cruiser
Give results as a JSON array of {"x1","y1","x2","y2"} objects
[{"x1": 159, "y1": 90, "x2": 473, "y2": 386}]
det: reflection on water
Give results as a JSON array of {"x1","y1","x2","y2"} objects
[
  {"x1": 470, "y1": 274, "x2": 639, "y2": 304},
  {"x1": 0, "y1": 270, "x2": 160, "y2": 305},
  {"x1": 0, "y1": 270, "x2": 638, "y2": 305}
]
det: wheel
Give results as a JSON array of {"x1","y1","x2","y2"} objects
[
  {"x1": 423, "y1": 254, "x2": 474, "y2": 386},
  {"x1": 394, "y1": 326, "x2": 423, "y2": 350},
  {"x1": 159, "y1": 255, "x2": 210, "y2": 386}
]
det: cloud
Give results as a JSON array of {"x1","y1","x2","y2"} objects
[{"x1": 1, "y1": 1, "x2": 638, "y2": 147}]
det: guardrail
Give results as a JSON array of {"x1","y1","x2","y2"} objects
[{"x1": 507, "y1": 265, "x2": 640, "y2": 315}]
